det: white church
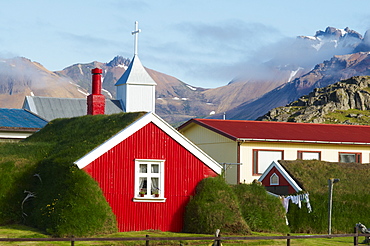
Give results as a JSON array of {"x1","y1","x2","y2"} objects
[{"x1": 23, "y1": 21, "x2": 156, "y2": 121}]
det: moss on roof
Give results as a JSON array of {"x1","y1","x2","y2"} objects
[
  {"x1": 279, "y1": 160, "x2": 370, "y2": 195},
  {"x1": 0, "y1": 112, "x2": 146, "y2": 236},
  {"x1": 25, "y1": 112, "x2": 146, "y2": 163},
  {"x1": 279, "y1": 160, "x2": 370, "y2": 233}
]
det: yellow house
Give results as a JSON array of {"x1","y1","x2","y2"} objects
[{"x1": 178, "y1": 118, "x2": 370, "y2": 184}]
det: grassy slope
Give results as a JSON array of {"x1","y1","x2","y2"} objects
[
  {"x1": 281, "y1": 160, "x2": 370, "y2": 233},
  {"x1": 324, "y1": 109, "x2": 370, "y2": 125},
  {"x1": 0, "y1": 112, "x2": 146, "y2": 237}
]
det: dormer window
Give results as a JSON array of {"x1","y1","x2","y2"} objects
[{"x1": 270, "y1": 173, "x2": 279, "y2": 185}]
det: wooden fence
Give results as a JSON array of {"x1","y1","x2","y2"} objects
[{"x1": 0, "y1": 227, "x2": 367, "y2": 246}]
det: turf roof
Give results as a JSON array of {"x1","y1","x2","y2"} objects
[
  {"x1": 24, "y1": 112, "x2": 146, "y2": 162},
  {"x1": 0, "y1": 112, "x2": 145, "y2": 236},
  {"x1": 279, "y1": 159, "x2": 370, "y2": 195}
]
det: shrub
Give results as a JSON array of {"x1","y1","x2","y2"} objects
[
  {"x1": 184, "y1": 176, "x2": 251, "y2": 235},
  {"x1": 24, "y1": 159, "x2": 117, "y2": 237},
  {"x1": 281, "y1": 160, "x2": 370, "y2": 233},
  {"x1": 233, "y1": 182, "x2": 290, "y2": 233}
]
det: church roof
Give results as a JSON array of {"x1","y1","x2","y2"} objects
[
  {"x1": 0, "y1": 108, "x2": 48, "y2": 129},
  {"x1": 115, "y1": 55, "x2": 157, "y2": 86},
  {"x1": 23, "y1": 96, "x2": 123, "y2": 121}
]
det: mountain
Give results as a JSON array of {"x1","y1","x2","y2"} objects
[
  {"x1": 210, "y1": 26, "x2": 367, "y2": 119},
  {"x1": 0, "y1": 56, "x2": 219, "y2": 124},
  {"x1": 257, "y1": 76, "x2": 370, "y2": 125},
  {"x1": 57, "y1": 56, "x2": 218, "y2": 123},
  {"x1": 0, "y1": 57, "x2": 86, "y2": 109},
  {"x1": 2, "y1": 26, "x2": 370, "y2": 124},
  {"x1": 220, "y1": 51, "x2": 370, "y2": 120}
]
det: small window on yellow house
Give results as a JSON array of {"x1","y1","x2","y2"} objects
[{"x1": 298, "y1": 151, "x2": 321, "y2": 160}]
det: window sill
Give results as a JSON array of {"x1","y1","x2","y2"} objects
[{"x1": 133, "y1": 196, "x2": 167, "y2": 202}]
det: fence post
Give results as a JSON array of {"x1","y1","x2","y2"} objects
[
  {"x1": 146, "y1": 234, "x2": 150, "y2": 246},
  {"x1": 354, "y1": 226, "x2": 358, "y2": 246},
  {"x1": 71, "y1": 235, "x2": 75, "y2": 246},
  {"x1": 286, "y1": 233, "x2": 290, "y2": 246},
  {"x1": 213, "y1": 229, "x2": 221, "y2": 246}
]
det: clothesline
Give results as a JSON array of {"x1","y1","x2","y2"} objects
[{"x1": 266, "y1": 192, "x2": 313, "y2": 225}]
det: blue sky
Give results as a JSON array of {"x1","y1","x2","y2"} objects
[{"x1": 0, "y1": 0, "x2": 369, "y2": 88}]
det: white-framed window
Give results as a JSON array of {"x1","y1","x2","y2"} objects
[
  {"x1": 270, "y1": 173, "x2": 279, "y2": 185},
  {"x1": 253, "y1": 150, "x2": 283, "y2": 175},
  {"x1": 298, "y1": 151, "x2": 321, "y2": 160},
  {"x1": 134, "y1": 159, "x2": 166, "y2": 202}
]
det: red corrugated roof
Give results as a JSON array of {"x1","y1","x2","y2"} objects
[{"x1": 180, "y1": 119, "x2": 370, "y2": 144}]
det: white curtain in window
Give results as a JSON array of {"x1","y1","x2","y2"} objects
[
  {"x1": 151, "y1": 177, "x2": 159, "y2": 194},
  {"x1": 139, "y1": 177, "x2": 147, "y2": 194},
  {"x1": 302, "y1": 152, "x2": 320, "y2": 160},
  {"x1": 151, "y1": 164, "x2": 159, "y2": 173},
  {"x1": 258, "y1": 151, "x2": 282, "y2": 174},
  {"x1": 140, "y1": 164, "x2": 147, "y2": 173}
]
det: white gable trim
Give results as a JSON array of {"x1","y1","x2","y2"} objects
[
  {"x1": 74, "y1": 112, "x2": 222, "y2": 174},
  {"x1": 258, "y1": 161, "x2": 302, "y2": 193},
  {"x1": 24, "y1": 96, "x2": 38, "y2": 115}
]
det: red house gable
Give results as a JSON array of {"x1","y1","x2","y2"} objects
[
  {"x1": 75, "y1": 112, "x2": 222, "y2": 232},
  {"x1": 258, "y1": 161, "x2": 302, "y2": 196}
]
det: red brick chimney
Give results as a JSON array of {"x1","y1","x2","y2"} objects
[{"x1": 87, "y1": 68, "x2": 105, "y2": 115}]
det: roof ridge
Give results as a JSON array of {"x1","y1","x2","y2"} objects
[{"x1": 196, "y1": 118, "x2": 370, "y2": 128}]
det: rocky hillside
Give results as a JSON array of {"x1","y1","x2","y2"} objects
[
  {"x1": 220, "y1": 52, "x2": 370, "y2": 120},
  {"x1": 258, "y1": 76, "x2": 370, "y2": 124}
]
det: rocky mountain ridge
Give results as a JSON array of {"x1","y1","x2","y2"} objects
[
  {"x1": 219, "y1": 51, "x2": 370, "y2": 120},
  {"x1": 258, "y1": 76, "x2": 370, "y2": 124}
]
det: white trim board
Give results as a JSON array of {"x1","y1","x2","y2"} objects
[{"x1": 74, "y1": 112, "x2": 222, "y2": 174}]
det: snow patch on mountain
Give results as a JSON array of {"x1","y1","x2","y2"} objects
[
  {"x1": 288, "y1": 67, "x2": 303, "y2": 82},
  {"x1": 78, "y1": 64, "x2": 84, "y2": 75},
  {"x1": 186, "y1": 85, "x2": 197, "y2": 91}
]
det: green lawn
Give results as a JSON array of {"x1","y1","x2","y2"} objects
[{"x1": 0, "y1": 225, "x2": 360, "y2": 245}]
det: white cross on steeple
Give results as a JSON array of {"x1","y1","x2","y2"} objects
[{"x1": 132, "y1": 21, "x2": 141, "y2": 56}]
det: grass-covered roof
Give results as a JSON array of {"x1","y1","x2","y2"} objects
[
  {"x1": 279, "y1": 160, "x2": 370, "y2": 233},
  {"x1": 25, "y1": 112, "x2": 146, "y2": 162},
  {"x1": 0, "y1": 112, "x2": 146, "y2": 237}
]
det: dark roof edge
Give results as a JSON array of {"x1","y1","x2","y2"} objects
[{"x1": 0, "y1": 127, "x2": 41, "y2": 132}]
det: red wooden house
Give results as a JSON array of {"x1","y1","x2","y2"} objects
[
  {"x1": 74, "y1": 112, "x2": 222, "y2": 232},
  {"x1": 258, "y1": 161, "x2": 302, "y2": 195}
]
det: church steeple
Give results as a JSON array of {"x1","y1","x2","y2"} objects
[{"x1": 115, "y1": 21, "x2": 157, "y2": 113}]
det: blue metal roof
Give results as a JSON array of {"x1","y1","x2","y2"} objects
[{"x1": 0, "y1": 108, "x2": 48, "y2": 128}]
